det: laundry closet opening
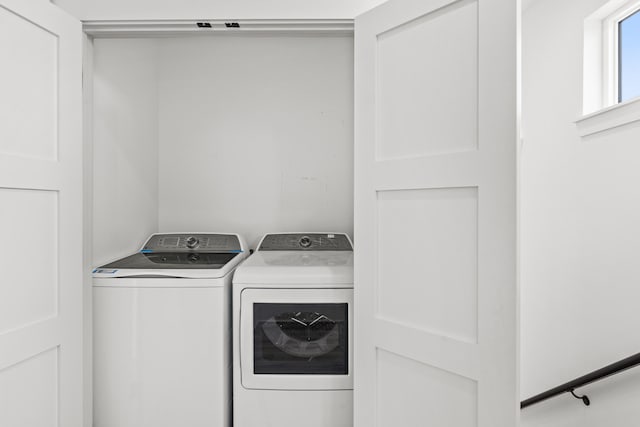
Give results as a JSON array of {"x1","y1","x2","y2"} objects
[{"x1": 89, "y1": 33, "x2": 355, "y2": 266}]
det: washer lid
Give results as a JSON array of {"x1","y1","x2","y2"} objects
[
  {"x1": 92, "y1": 232, "x2": 247, "y2": 279},
  {"x1": 98, "y1": 251, "x2": 239, "y2": 269}
]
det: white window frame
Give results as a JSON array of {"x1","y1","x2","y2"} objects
[
  {"x1": 578, "y1": 0, "x2": 640, "y2": 136},
  {"x1": 603, "y1": 1, "x2": 640, "y2": 105}
]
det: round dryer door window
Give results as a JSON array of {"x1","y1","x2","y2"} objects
[{"x1": 253, "y1": 303, "x2": 348, "y2": 375}]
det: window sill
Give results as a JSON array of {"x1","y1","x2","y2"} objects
[{"x1": 576, "y1": 96, "x2": 640, "y2": 137}]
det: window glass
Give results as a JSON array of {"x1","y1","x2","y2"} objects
[{"x1": 619, "y1": 8, "x2": 640, "y2": 102}]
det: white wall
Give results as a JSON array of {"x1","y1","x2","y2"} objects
[
  {"x1": 521, "y1": 0, "x2": 640, "y2": 425},
  {"x1": 92, "y1": 39, "x2": 160, "y2": 265},
  {"x1": 91, "y1": 35, "x2": 353, "y2": 253},
  {"x1": 156, "y1": 36, "x2": 354, "y2": 248},
  {"x1": 53, "y1": 0, "x2": 386, "y2": 21}
]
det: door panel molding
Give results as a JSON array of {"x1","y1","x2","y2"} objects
[
  {"x1": 355, "y1": 0, "x2": 519, "y2": 425},
  {"x1": 0, "y1": 1, "x2": 83, "y2": 426}
]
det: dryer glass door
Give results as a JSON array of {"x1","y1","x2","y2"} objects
[
  {"x1": 253, "y1": 302, "x2": 348, "y2": 375},
  {"x1": 240, "y1": 288, "x2": 353, "y2": 390}
]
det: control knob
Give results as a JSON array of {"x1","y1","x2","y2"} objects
[
  {"x1": 186, "y1": 236, "x2": 199, "y2": 249},
  {"x1": 299, "y1": 236, "x2": 312, "y2": 248}
]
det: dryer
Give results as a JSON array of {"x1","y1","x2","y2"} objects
[
  {"x1": 92, "y1": 232, "x2": 247, "y2": 427},
  {"x1": 232, "y1": 233, "x2": 353, "y2": 427}
]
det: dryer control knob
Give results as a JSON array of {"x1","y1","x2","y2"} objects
[
  {"x1": 299, "y1": 236, "x2": 312, "y2": 248},
  {"x1": 185, "y1": 236, "x2": 199, "y2": 249}
]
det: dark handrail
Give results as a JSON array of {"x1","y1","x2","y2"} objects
[{"x1": 521, "y1": 351, "x2": 640, "y2": 409}]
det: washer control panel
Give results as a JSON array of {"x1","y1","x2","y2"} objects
[
  {"x1": 142, "y1": 233, "x2": 242, "y2": 252},
  {"x1": 258, "y1": 233, "x2": 352, "y2": 251}
]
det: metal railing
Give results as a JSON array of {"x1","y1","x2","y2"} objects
[{"x1": 521, "y1": 351, "x2": 640, "y2": 409}]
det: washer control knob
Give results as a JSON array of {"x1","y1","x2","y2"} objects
[
  {"x1": 299, "y1": 236, "x2": 312, "y2": 248},
  {"x1": 185, "y1": 236, "x2": 199, "y2": 249},
  {"x1": 188, "y1": 253, "x2": 200, "y2": 263}
]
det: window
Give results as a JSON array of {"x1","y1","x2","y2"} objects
[
  {"x1": 603, "y1": 1, "x2": 640, "y2": 106},
  {"x1": 618, "y1": 8, "x2": 640, "y2": 102},
  {"x1": 578, "y1": 0, "x2": 640, "y2": 136}
]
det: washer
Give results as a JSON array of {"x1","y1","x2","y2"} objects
[
  {"x1": 233, "y1": 232, "x2": 353, "y2": 427},
  {"x1": 92, "y1": 232, "x2": 248, "y2": 427}
]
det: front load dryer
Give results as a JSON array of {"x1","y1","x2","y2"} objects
[
  {"x1": 232, "y1": 233, "x2": 353, "y2": 427},
  {"x1": 92, "y1": 232, "x2": 247, "y2": 427}
]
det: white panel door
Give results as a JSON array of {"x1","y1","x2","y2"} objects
[
  {"x1": 354, "y1": 0, "x2": 519, "y2": 426},
  {"x1": 0, "y1": 1, "x2": 83, "y2": 426}
]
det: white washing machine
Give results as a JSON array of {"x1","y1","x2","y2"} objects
[
  {"x1": 92, "y1": 232, "x2": 248, "y2": 427},
  {"x1": 232, "y1": 233, "x2": 353, "y2": 427}
]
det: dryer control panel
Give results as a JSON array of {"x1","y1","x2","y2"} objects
[{"x1": 258, "y1": 233, "x2": 352, "y2": 251}]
